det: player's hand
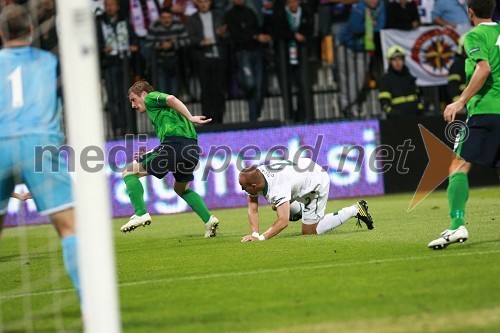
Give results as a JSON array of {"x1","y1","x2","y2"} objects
[
  {"x1": 443, "y1": 100, "x2": 465, "y2": 123},
  {"x1": 133, "y1": 147, "x2": 146, "y2": 160},
  {"x1": 191, "y1": 116, "x2": 212, "y2": 124},
  {"x1": 241, "y1": 235, "x2": 259, "y2": 242}
]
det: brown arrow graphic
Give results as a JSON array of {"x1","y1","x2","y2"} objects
[{"x1": 408, "y1": 124, "x2": 465, "y2": 211}]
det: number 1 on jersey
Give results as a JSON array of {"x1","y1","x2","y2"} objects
[
  {"x1": 8, "y1": 66, "x2": 24, "y2": 108},
  {"x1": 496, "y1": 34, "x2": 500, "y2": 51}
]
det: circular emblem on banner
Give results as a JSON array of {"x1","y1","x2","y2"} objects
[{"x1": 411, "y1": 28, "x2": 460, "y2": 77}]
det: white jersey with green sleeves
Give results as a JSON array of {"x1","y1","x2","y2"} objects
[
  {"x1": 257, "y1": 158, "x2": 329, "y2": 208},
  {"x1": 463, "y1": 22, "x2": 500, "y2": 116}
]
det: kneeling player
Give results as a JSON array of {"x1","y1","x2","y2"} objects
[{"x1": 238, "y1": 158, "x2": 374, "y2": 242}]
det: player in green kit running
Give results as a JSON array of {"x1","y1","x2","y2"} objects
[
  {"x1": 120, "y1": 81, "x2": 220, "y2": 238},
  {"x1": 428, "y1": 0, "x2": 500, "y2": 249}
]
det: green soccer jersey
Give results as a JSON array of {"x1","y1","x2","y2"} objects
[
  {"x1": 144, "y1": 92, "x2": 198, "y2": 141},
  {"x1": 463, "y1": 22, "x2": 500, "y2": 116}
]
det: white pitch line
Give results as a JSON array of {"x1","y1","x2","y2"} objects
[{"x1": 1, "y1": 249, "x2": 500, "y2": 301}]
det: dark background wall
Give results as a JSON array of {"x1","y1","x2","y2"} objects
[{"x1": 380, "y1": 115, "x2": 498, "y2": 194}]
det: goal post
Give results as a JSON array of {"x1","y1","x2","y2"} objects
[{"x1": 55, "y1": 1, "x2": 121, "y2": 332}]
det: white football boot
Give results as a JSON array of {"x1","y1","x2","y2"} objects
[
  {"x1": 204, "y1": 215, "x2": 219, "y2": 238},
  {"x1": 428, "y1": 226, "x2": 468, "y2": 250},
  {"x1": 120, "y1": 213, "x2": 152, "y2": 233}
]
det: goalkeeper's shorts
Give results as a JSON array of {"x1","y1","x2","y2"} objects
[{"x1": 0, "y1": 134, "x2": 74, "y2": 215}]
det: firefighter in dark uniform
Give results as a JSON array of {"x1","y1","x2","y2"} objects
[{"x1": 378, "y1": 45, "x2": 423, "y2": 119}]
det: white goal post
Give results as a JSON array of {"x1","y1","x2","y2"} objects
[{"x1": 55, "y1": 1, "x2": 121, "y2": 332}]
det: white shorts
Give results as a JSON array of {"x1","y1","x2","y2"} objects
[{"x1": 298, "y1": 172, "x2": 329, "y2": 225}]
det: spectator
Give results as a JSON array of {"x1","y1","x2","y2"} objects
[
  {"x1": 417, "y1": 0, "x2": 435, "y2": 25},
  {"x1": 493, "y1": 0, "x2": 500, "y2": 22},
  {"x1": 432, "y1": 0, "x2": 470, "y2": 34},
  {"x1": 272, "y1": 0, "x2": 315, "y2": 122},
  {"x1": 316, "y1": 1, "x2": 359, "y2": 89},
  {"x1": 326, "y1": 1, "x2": 359, "y2": 88},
  {"x1": 318, "y1": 0, "x2": 358, "y2": 38},
  {"x1": 96, "y1": 0, "x2": 139, "y2": 137},
  {"x1": 129, "y1": 0, "x2": 161, "y2": 78},
  {"x1": 146, "y1": 8, "x2": 190, "y2": 96},
  {"x1": 447, "y1": 35, "x2": 466, "y2": 104},
  {"x1": 31, "y1": 0, "x2": 58, "y2": 55},
  {"x1": 186, "y1": 0, "x2": 227, "y2": 124},
  {"x1": 162, "y1": 0, "x2": 197, "y2": 23},
  {"x1": 385, "y1": 0, "x2": 420, "y2": 30},
  {"x1": 338, "y1": 0, "x2": 385, "y2": 117},
  {"x1": 212, "y1": 0, "x2": 230, "y2": 11},
  {"x1": 261, "y1": 0, "x2": 274, "y2": 34},
  {"x1": 225, "y1": 0, "x2": 271, "y2": 121},
  {"x1": 378, "y1": 45, "x2": 423, "y2": 118}
]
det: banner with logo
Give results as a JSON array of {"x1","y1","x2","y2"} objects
[
  {"x1": 4, "y1": 121, "x2": 384, "y2": 227},
  {"x1": 381, "y1": 26, "x2": 463, "y2": 87}
]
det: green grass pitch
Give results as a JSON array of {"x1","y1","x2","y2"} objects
[{"x1": 1, "y1": 187, "x2": 499, "y2": 332}]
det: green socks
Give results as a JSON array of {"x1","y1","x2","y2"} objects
[
  {"x1": 124, "y1": 175, "x2": 211, "y2": 223},
  {"x1": 124, "y1": 174, "x2": 147, "y2": 216},
  {"x1": 447, "y1": 172, "x2": 469, "y2": 230},
  {"x1": 180, "y1": 189, "x2": 211, "y2": 223}
]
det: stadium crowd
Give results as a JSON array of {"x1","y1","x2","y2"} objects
[{"x1": 1, "y1": 0, "x2": 499, "y2": 137}]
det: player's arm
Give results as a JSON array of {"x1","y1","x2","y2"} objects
[
  {"x1": 247, "y1": 195, "x2": 259, "y2": 234},
  {"x1": 242, "y1": 201, "x2": 290, "y2": 242},
  {"x1": 260, "y1": 201, "x2": 290, "y2": 240},
  {"x1": 444, "y1": 60, "x2": 491, "y2": 123},
  {"x1": 165, "y1": 95, "x2": 212, "y2": 124},
  {"x1": 241, "y1": 196, "x2": 261, "y2": 242}
]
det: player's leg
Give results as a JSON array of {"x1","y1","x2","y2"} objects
[
  {"x1": 303, "y1": 173, "x2": 374, "y2": 235},
  {"x1": 427, "y1": 115, "x2": 497, "y2": 249},
  {"x1": 299, "y1": 177, "x2": 330, "y2": 234},
  {"x1": 120, "y1": 157, "x2": 152, "y2": 232},
  {"x1": 174, "y1": 180, "x2": 219, "y2": 238},
  {"x1": 0, "y1": 178, "x2": 14, "y2": 238},
  {"x1": 0, "y1": 139, "x2": 16, "y2": 237},
  {"x1": 20, "y1": 135, "x2": 81, "y2": 300},
  {"x1": 50, "y1": 208, "x2": 80, "y2": 300},
  {"x1": 315, "y1": 198, "x2": 374, "y2": 234},
  {"x1": 448, "y1": 158, "x2": 471, "y2": 230},
  {"x1": 428, "y1": 158, "x2": 471, "y2": 249},
  {"x1": 173, "y1": 140, "x2": 219, "y2": 237},
  {"x1": 315, "y1": 204, "x2": 360, "y2": 234}
]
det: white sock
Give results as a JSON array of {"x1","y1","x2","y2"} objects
[{"x1": 316, "y1": 205, "x2": 358, "y2": 234}]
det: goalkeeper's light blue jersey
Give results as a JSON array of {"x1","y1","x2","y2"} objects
[{"x1": 0, "y1": 46, "x2": 62, "y2": 139}]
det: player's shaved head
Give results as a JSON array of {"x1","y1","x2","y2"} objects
[
  {"x1": 239, "y1": 166, "x2": 265, "y2": 195},
  {"x1": 239, "y1": 166, "x2": 260, "y2": 185},
  {"x1": 0, "y1": 4, "x2": 31, "y2": 42}
]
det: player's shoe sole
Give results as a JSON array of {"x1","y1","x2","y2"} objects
[
  {"x1": 428, "y1": 226, "x2": 468, "y2": 250},
  {"x1": 204, "y1": 216, "x2": 219, "y2": 238},
  {"x1": 356, "y1": 200, "x2": 374, "y2": 230},
  {"x1": 120, "y1": 213, "x2": 152, "y2": 233}
]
